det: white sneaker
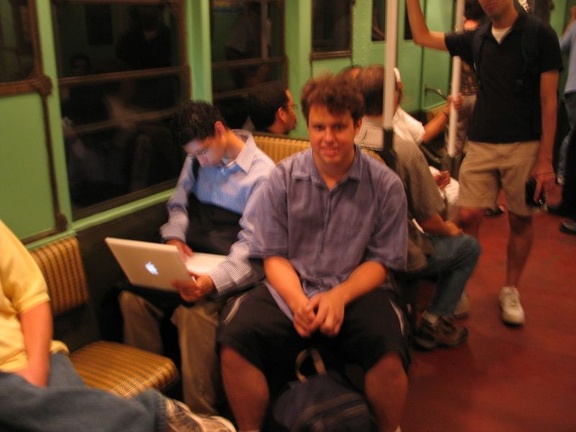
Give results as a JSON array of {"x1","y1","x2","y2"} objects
[
  {"x1": 453, "y1": 292, "x2": 469, "y2": 318},
  {"x1": 165, "y1": 399, "x2": 236, "y2": 432},
  {"x1": 499, "y1": 287, "x2": 525, "y2": 325}
]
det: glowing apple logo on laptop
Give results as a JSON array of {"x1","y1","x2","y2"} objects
[{"x1": 145, "y1": 261, "x2": 159, "y2": 276}]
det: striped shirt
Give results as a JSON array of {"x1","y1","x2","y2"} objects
[{"x1": 355, "y1": 117, "x2": 445, "y2": 272}]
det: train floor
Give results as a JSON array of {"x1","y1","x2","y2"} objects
[{"x1": 403, "y1": 208, "x2": 576, "y2": 431}]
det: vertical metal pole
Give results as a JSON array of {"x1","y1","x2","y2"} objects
[
  {"x1": 448, "y1": 0, "x2": 465, "y2": 157},
  {"x1": 383, "y1": 0, "x2": 399, "y2": 135}
]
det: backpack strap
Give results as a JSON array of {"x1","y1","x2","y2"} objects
[
  {"x1": 472, "y1": 21, "x2": 492, "y2": 88},
  {"x1": 472, "y1": 14, "x2": 540, "y2": 92},
  {"x1": 295, "y1": 348, "x2": 327, "y2": 382}
]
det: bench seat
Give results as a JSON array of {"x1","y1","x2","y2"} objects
[{"x1": 31, "y1": 236, "x2": 179, "y2": 398}]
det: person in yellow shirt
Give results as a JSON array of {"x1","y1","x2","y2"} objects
[{"x1": 0, "y1": 219, "x2": 234, "y2": 432}]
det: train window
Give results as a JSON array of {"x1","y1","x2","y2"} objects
[
  {"x1": 0, "y1": 0, "x2": 43, "y2": 96},
  {"x1": 311, "y1": 0, "x2": 351, "y2": 58},
  {"x1": 372, "y1": 0, "x2": 386, "y2": 41},
  {"x1": 210, "y1": 0, "x2": 286, "y2": 126},
  {"x1": 51, "y1": 1, "x2": 189, "y2": 218}
]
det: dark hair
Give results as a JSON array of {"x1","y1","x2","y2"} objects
[
  {"x1": 171, "y1": 101, "x2": 226, "y2": 146},
  {"x1": 464, "y1": 0, "x2": 485, "y2": 21},
  {"x1": 248, "y1": 81, "x2": 289, "y2": 131},
  {"x1": 300, "y1": 73, "x2": 363, "y2": 124},
  {"x1": 356, "y1": 65, "x2": 387, "y2": 116}
]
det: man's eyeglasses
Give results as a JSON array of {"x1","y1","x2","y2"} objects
[{"x1": 184, "y1": 142, "x2": 209, "y2": 157}]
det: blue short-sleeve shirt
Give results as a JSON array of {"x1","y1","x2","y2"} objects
[{"x1": 249, "y1": 146, "x2": 407, "y2": 319}]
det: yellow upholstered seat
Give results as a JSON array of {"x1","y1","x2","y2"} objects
[
  {"x1": 31, "y1": 236, "x2": 179, "y2": 398},
  {"x1": 253, "y1": 132, "x2": 310, "y2": 163},
  {"x1": 71, "y1": 341, "x2": 178, "y2": 398},
  {"x1": 253, "y1": 132, "x2": 384, "y2": 165}
]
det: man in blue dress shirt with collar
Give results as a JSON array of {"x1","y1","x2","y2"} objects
[
  {"x1": 218, "y1": 73, "x2": 409, "y2": 432},
  {"x1": 120, "y1": 101, "x2": 274, "y2": 417}
]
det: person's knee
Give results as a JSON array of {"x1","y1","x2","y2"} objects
[
  {"x1": 118, "y1": 290, "x2": 142, "y2": 314},
  {"x1": 119, "y1": 290, "x2": 165, "y2": 325},
  {"x1": 458, "y1": 207, "x2": 483, "y2": 224},
  {"x1": 172, "y1": 302, "x2": 219, "y2": 329},
  {"x1": 220, "y1": 345, "x2": 248, "y2": 371},
  {"x1": 365, "y1": 354, "x2": 407, "y2": 395},
  {"x1": 459, "y1": 234, "x2": 482, "y2": 261},
  {"x1": 456, "y1": 207, "x2": 484, "y2": 234},
  {"x1": 373, "y1": 354, "x2": 406, "y2": 377}
]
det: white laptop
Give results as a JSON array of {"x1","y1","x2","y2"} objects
[{"x1": 105, "y1": 237, "x2": 226, "y2": 291}]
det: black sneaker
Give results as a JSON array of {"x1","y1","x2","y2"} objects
[{"x1": 413, "y1": 317, "x2": 468, "y2": 350}]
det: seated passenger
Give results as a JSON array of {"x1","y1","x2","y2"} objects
[
  {"x1": 248, "y1": 81, "x2": 298, "y2": 135},
  {"x1": 355, "y1": 65, "x2": 480, "y2": 350},
  {"x1": 392, "y1": 67, "x2": 461, "y2": 221},
  {"x1": 119, "y1": 101, "x2": 275, "y2": 416},
  {"x1": 218, "y1": 73, "x2": 410, "y2": 432},
  {"x1": 0, "y1": 219, "x2": 234, "y2": 432}
]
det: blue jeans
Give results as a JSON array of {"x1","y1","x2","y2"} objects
[
  {"x1": 0, "y1": 353, "x2": 167, "y2": 432},
  {"x1": 413, "y1": 234, "x2": 481, "y2": 317},
  {"x1": 559, "y1": 92, "x2": 576, "y2": 178}
]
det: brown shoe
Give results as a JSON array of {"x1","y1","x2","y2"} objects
[{"x1": 413, "y1": 317, "x2": 468, "y2": 350}]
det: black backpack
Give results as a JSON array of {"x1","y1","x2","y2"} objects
[{"x1": 270, "y1": 348, "x2": 377, "y2": 432}]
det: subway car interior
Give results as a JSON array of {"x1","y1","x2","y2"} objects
[{"x1": 1, "y1": 0, "x2": 575, "y2": 430}]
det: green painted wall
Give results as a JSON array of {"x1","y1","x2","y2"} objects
[
  {"x1": 0, "y1": 93, "x2": 55, "y2": 238},
  {"x1": 289, "y1": 0, "x2": 431, "y2": 136},
  {"x1": 0, "y1": 0, "x2": 569, "y2": 241}
]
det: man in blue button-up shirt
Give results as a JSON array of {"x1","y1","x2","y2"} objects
[
  {"x1": 219, "y1": 73, "x2": 409, "y2": 432},
  {"x1": 120, "y1": 101, "x2": 274, "y2": 417}
]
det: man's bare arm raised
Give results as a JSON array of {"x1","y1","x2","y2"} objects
[{"x1": 405, "y1": 0, "x2": 449, "y2": 50}]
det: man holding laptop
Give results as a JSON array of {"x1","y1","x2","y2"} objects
[{"x1": 119, "y1": 100, "x2": 274, "y2": 416}]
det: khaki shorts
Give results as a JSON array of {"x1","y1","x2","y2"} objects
[{"x1": 458, "y1": 141, "x2": 539, "y2": 217}]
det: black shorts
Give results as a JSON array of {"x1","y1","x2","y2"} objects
[{"x1": 217, "y1": 283, "x2": 410, "y2": 397}]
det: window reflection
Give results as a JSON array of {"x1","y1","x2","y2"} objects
[
  {"x1": 210, "y1": 0, "x2": 286, "y2": 128},
  {"x1": 223, "y1": 2, "x2": 268, "y2": 89},
  {"x1": 0, "y1": 0, "x2": 35, "y2": 84},
  {"x1": 53, "y1": 1, "x2": 187, "y2": 214},
  {"x1": 62, "y1": 76, "x2": 185, "y2": 207},
  {"x1": 372, "y1": 0, "x2": 385, "y2": 42},
  {"x1": 312, "y1": 0, "x2": 351, "y2": 53}
]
